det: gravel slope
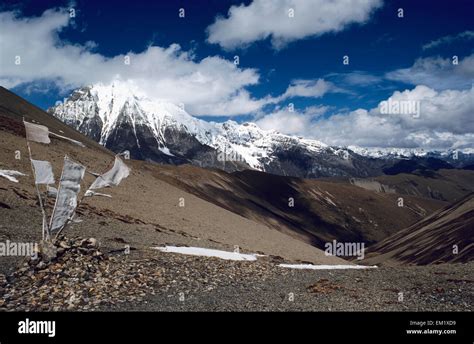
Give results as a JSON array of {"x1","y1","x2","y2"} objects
[
  {"x1": 2, "y1": 232, "x2": 471, "y2": 312},
  {"x1": 103, "y1": 251, "x2": 473, "y2": 312}
]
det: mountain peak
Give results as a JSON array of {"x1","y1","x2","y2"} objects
[
  {"x1": 48, "y1": 83, "x2": 474, "y2": 178},
  {"x1": 49, "y1": 84, "x2": 361, "y2": 176}
]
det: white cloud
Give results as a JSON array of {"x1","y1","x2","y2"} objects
[
  {"x1": 206, "y1": 0, "x2": 382, "y2": 50},
  {"x1": 326, "y1": 71, "x2": 382, "y2": 86},
  {"x1": 281, "y1": 79, "x2": 342, "y2": 99},
  {"x1": 386, "y1": 54, "x2": 474, "y2": 90},
  {"x1": 0, "y1": 9, "x2": 265, "y2": 116},
  {"x1": 256, "y1": 85, "x2": 474, "y2": 150},
  {"x1": 422, "y1": 30, "x2": 474, "y2": 51},
  {"x1": 256, "y1": 105, "x2": 328, "y2": 135},
  {"x1": 256, "y1": 109, "x2": 312, "y2": 135},
  {"x1": 267, "y1": 78, "x2": 344, "y2": 104}
]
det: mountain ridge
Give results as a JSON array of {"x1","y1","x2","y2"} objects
[
  {"x1": 47, "y1": 81, "x2": 474, "y2": 178},
  {"x1": 46, "y1": 81, "x2": 383, "y2": 178},
  {"x1": 362, "y1": 192, "x2": 474, "y2": 265}
]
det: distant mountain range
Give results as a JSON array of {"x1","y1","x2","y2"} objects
[{"x1": 48, "y1": 81, "x2": 474, "y2": 178}]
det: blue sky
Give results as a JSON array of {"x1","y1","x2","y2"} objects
[{"x1": 0, "y1": 0, "x2": 473, "y2": 149}]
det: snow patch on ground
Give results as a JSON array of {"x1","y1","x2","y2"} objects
[
  {"x1": 278, "y1": 264, "x2": 377, "y2": 270},
  {"x1": 152, "y1": 246, "x2": 259, "y2": 261},
  {"x1": 0, "y1": 170, "x2": 26, "y2": 183}
]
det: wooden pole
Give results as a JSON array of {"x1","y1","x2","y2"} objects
[{"x1": 23, "y1": 119, "x2": 49, "y2": 241}]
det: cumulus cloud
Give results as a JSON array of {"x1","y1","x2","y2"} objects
[
  {"x1": 256, "y1": 85, "x2": 474, "y2": 150},
  {"x1": 386, "y1": 54, "x2": 474, "y2": 90},
  {"x1": 206, "y1": 0, "x2": 382, "y2": 50},
  {"x1": 255, "y1": 105, "x2": 329, "y2": 135},
  {"x1": 422, "y1": 30, "x2": 474, "y2": 51},
  {"x1": 0, "y1": 9, "x2": 264, "y2": 116}
]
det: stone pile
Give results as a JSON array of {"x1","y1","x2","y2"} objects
[{"x1": 0, "y1": 237, "x2": 164, "y2": 311}]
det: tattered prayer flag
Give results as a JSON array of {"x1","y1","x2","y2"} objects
[
  {"x1": 50, "y1": 132, "x2": 85, "y2": 147},
  {"x1": 24, "y1": 121, "x2": 85, "y2": 147},
  {"x1": 49, "y1": 157, "x2": 86, "y2": 233},
  {"x1": 24, "y1": 121, "x2": 50, "y2": 144},
  {"x1": 88, "y1": 156, "x2": 130, "y2": 190},
  {"x1": 84, "y1": 190, "x2": 112, "y2": 198},
  {"x1": 87, "y1": 171, "x2": 101, "y2": 177},
  {"x1": 47, "y1": 185, "x2": 58, "y2": 197},
  {"x1": 31, "y1": 160, "x2": 55, "y2": 185}
]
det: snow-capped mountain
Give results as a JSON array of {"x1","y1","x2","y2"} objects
[
  {"x1": 48, "y1": 81, "x2": 473, "y2": 178},
  {"x1": 348, "y1": 145, "x2": 474, "y2": 171},
  {"x1": 348, "y1": 145, "x2": 474, "y2": 160},
  {"x1": 347, "y1": 146, "x2": 432, "y2": 159},
  {"x1": 49, "y1": 81, "x2": 387, "y2": 178}
]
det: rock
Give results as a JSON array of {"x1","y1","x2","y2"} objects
[
  {"x1": 87, "y1": 238, "x2": 98, "y2": 247},
  {"x1": 59, "y1": 241, "x2": 71, "y2": 249},
  {"x1": 0, "y1": 274, "x2": 6, "y2": 287},
  {"x1": 40, "y1": 240, "x2": 58, "y2": 260},
  {"x1": 36, "y1": 261, "x2": 47, "y2": 270}
]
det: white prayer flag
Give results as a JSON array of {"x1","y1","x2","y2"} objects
[
  {"x1": 49, "y1": 157, "x2": 86, "y2": 233},
  {"x1": 24, "y1": 121, "x2": 50, "y2": 144},
  {"x1": 50, "y1": 132, "x2": 85, "y2": 147},
  {"x1": 31, "y1": 160, "x2": 55, "y2": 185},
  {"x1": 47, "y1": 185, "x2": 58, "y2": 197},
  {"x1": 84, "y1": 190, "x2": 112, "y2": 198},
  {"x1": 88, "y1": 156, "x2": 130, "y2": 190}
]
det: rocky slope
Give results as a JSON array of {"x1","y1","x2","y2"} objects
[{"x1": 363, "y1": 193, "x2": 474, "y2": 265}]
